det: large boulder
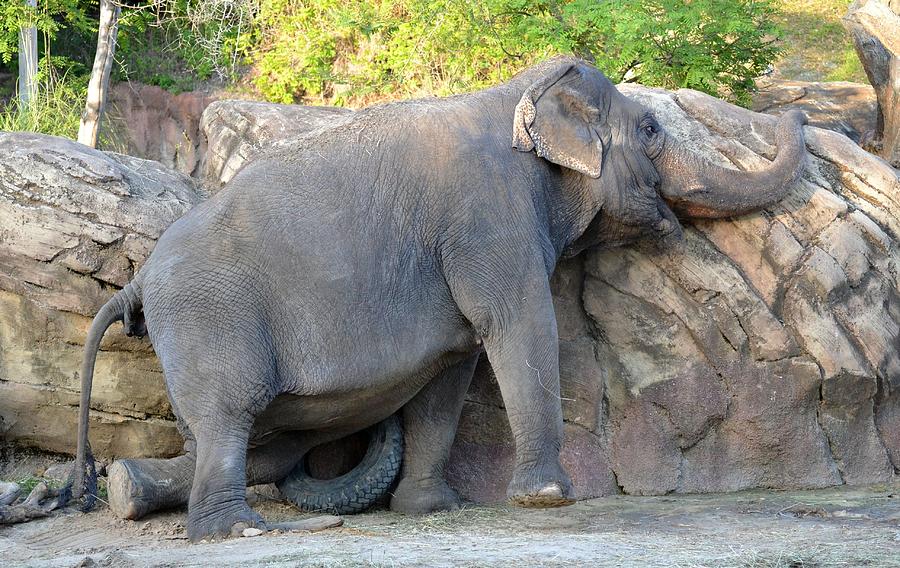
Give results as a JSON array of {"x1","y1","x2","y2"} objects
[
  {"x1": 448, "y1": 86, "x2": 900, "y2": 500},
  {"x1": 0, "y1": 133, "x2": 204, "y2": 457},
  {"x1": 199, "y1": 100, "x2": 351, "y2": 189},
  {"x1": 2, "y1": 83, "x2": 898, "y2": 502},
  {"x1": 752, "y1": 79, "x2": 877, "y2": 144}
]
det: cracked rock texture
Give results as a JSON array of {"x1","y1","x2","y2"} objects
[
  {"x1": 448, "y1": 85, "x2": 900, "y2": 499},
  {"x1": 0, "y1": 133, "x2": 204, "y2": 457},
  {"x1": 200, "y1": 100, "x2": 351, "y2": 190},
  {"x1": 2, "y1": 84, "x2": 899, "y2": 500}
]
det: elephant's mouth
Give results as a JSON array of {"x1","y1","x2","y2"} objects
[{"x1": 651, "y1": 197, "x2": 683, "y2": 240}]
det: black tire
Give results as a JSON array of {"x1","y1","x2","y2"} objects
[{"x1": 276, "y1": 415, "x2": 403, "y2": 514}]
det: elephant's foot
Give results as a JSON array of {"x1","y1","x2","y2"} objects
[
  {"x1": 107, "y1": 456, "x2": 194, "y2": 520},
  {"x1": 187, "y1": 501, "x2": 266, "y2": 542},
  {"x1": 506, "y1": 461, "x2": 575, "y2": 508},
  {"x1": 390, "y1": 477, "x2": 461, "y2": 515}
]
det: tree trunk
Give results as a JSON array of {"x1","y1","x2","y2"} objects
[
  {"x1": 77, "y1": 0, "x2": 120, "y2": 148},
  {"x1": 17, "y1": 0, "x2": 37, "y2": 107},
  {"x1": 843, "y1": 0, "x2": 900, "y2": 168}
]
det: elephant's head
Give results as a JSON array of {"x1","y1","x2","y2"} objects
[{"x1": 511, "y1": 59, "x2": 807, "y2": 256}]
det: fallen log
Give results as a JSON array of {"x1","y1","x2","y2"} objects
[
  {"x1": 0, "y1": 482, "x2": 68, "y2": 526},
  {"x1": 0, "y1": 481, "x2": 21, "y2": 506}
]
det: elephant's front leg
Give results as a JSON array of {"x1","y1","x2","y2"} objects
[
  {"x1": 390, "y1": 354, "x2": 479, "y2": 514},
  {"x1": 482, "y1": 288, "x2": 574, "y2": 507}
]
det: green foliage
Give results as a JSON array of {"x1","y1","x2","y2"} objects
[
  {"x1": 250, "y1": 0, "x2": 781, "y2": 106},
  {"x1": 0, "y1": 56, "x2": 88, "y2": 139},
  {"x1": 0, "y1": 0, "x2": 92, "y2": 64},
  {"x1": 12, "y1": 474, "x2": 64, "y2": 495},
  {"x1": 115, "y1": 0, "x2": 256, "y2": 91},
  {"x1": 0, "y1": 0, "x2": 789, "y2": 133},
  {"x1": 114, "y1": 10, "x2": 211, "y2": 93},
  {"x1": 0, "y1": 0, "x2": 93, "y2": 140}
]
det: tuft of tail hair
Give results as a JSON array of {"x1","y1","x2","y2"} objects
[{"x1": 64, "y1": 450, "x2": 96, "y2": 512}]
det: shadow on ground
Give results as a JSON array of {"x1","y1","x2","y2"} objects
[{"x1": 2, "y1": 483, "x2": 899, "y2": 567}]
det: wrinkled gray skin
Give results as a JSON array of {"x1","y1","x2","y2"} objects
[{"x1": 73, "y1": 57, "x2": 807, "y2": 541}]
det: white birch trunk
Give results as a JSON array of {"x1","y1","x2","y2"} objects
[
  {"x1": 77, "y1": 0, "x2": 121, "y2": 148},
  {"x1": 17, "y1": 0, "x2": 37, "y2": 107}
]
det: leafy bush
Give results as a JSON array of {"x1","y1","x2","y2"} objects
[
  {"x1": 0, "y1": 57, "x2": 88, "y2": 139},
  {"x1": 0, "y1": 0, "x2": 91, "y2": 64},
  {"x1": 0, "y1": 0, "x2": 782, "y2": 127},
  {"x1": 250, "y1": 0, "x2": 781, "y2": 106},
  {"x1": 115, "y1": 1, "x2": 257, "y2": 90}
]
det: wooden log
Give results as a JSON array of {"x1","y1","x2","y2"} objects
[
  {"x1": 843, "y1": 0, "x2": 900, "y2": 167},
  {"x1": 0, "y1": 481, "x2": 21, "y2": 506},
  {"x1": 0, "y1": 482, "x2": 66, "y2": 526}
]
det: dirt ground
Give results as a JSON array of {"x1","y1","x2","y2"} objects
[{"x1": 1, "y1": 482, "x2": 899, "y2": 567}]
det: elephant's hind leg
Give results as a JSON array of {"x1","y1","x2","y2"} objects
[
  {"x1": 390, "y1": 354, "x2": 479, "y2": 514},
  {"x1": 160, "y1": 347, "x2": 278, "y2": 540},
  {"x1": 186, "y1": 416, "x2": 264, "y2": 541}
]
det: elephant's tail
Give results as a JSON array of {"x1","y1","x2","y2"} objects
[{"x1": 71, "y1": 278, "x2": 145, "y2": 510}]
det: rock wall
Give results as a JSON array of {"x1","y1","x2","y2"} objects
[
  {"x1": 447, "y1": 86, "x2": 900, "y2": 500},
  {"x1": 1, "y1": 85, "x2": 898, "y2": 500},
  {"x1": 106, "y1": 83, "x2": 213, "y2": 177},
  {"x1": 0, "y1": 134, "x2": 204, "y2": 457}
]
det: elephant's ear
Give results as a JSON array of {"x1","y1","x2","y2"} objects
[{"x1": 512, "y1": 64, "x2": 606, "y2": 179}]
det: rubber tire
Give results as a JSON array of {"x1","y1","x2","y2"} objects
[{"x1": 276, "y1": 415, "x2": 403, "y2": 514}]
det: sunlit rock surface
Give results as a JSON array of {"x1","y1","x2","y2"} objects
[{"x1": 1, "y1": 84, "x2": 897, "y2": 499}]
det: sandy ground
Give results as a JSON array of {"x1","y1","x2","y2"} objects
[{"x1": 2, "y1": 483, "x2": 900, "y2": 567}]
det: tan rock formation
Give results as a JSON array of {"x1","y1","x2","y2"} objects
[{"x1": 0, "y1": 133, "x2": 203, "y2": 457}]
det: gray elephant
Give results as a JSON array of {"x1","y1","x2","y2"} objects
[{"x1": 72, "y1": 56, "x2": 806, "y2": 541}]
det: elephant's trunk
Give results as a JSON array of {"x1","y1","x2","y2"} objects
[{"x1": 655, "y1": 110, "x2": 807, "y2": 218}]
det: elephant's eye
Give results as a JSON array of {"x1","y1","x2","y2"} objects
[{"x1": 640, "y1": 116, "x2": 660, "y2": 143}]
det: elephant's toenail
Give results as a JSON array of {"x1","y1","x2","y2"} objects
[{"x1": 537, "y1": 483, "x2": 563, "y2": 497}]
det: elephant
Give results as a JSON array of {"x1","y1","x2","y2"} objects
[{"x1": 71, "y1": 56, "x2": 807, "y2": 542}]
